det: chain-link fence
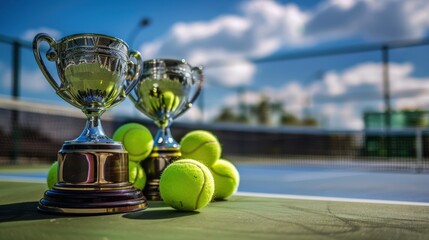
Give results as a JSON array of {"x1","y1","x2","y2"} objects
[
  {"x1": 1, "y1": 35, "x2": 429, "y2": 172},
  {"x1": 1, "y1": 100, "x2": 428, "y2": 172}
]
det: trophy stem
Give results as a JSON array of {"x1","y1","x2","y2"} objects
[
  {"x1": 153, "y1": 123, "x2": 179, "y2": 149},
  {"x1": 72, "y1": 112, "x2": 113, "y2": 143}
]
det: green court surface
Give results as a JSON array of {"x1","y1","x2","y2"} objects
[{"x1": 1, "y1": 181, "x2": 429, "y2": 240}]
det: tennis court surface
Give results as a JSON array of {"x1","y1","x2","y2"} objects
[{"x1": 1, "y1": 165, "x2": 429, "y2": 240}]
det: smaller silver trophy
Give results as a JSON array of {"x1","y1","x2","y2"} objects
[
  {"x1": 129, "y1": 59, "x2": 203, "y2": 200},
  {"x1": 33, "y1": 33, "x2": 147, "y2": 214}
]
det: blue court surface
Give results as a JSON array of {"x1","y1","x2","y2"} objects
[
  {"x1": 236, "y1": 164, "x2": 429, "y2": 203},
  {"x1": 1, "y1": 163, "x2": 429, "y2": 204}
]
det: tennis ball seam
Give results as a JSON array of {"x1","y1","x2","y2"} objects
[
  {"x1": 174, "y1": 161, "x2": 207, "y2": 210},
  {"x1": 122, "y1": 128, "x2": 151, "y2": 157},
  {"x1": 211, "y1": 168, "x2": 236, "y2": 185},
  {"x1": 211, "y1": 168, "x2": 235, "y2": 180},
  {"x1": 181, "y1": 141, "x2": 219, "y2": 155}
]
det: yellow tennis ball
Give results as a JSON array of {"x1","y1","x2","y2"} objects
[
  {"x1": 159, "y1": 159, "x2": 214, "y2": 211},
  {"x1": 113, "y1": 123, "x2": 154, "y2": 162},
  {"x1": 210, "y1": 159, "x2": 240, "y2": 200},
  {"x1": 46, "y1": 161, "x2": 58, "y2": 189},
  {"x1": 162, "y1": 91, "x2": 180, "y2": 112},
  {"x1": 129, "y1": 161, "x2": 146, "y2": 190},
  {"x1": 179, "y1": 130, "x2": 221, "y2": 167}
]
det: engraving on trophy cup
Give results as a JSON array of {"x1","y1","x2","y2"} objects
[
  {"x1": 129, "y1": 59, "x2": 203, "y2": 200},
  {"x1": 33, "y1": 33, "x2": 147, "y2": 214}
]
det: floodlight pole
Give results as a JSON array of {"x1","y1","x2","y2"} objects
[
  {"x1": 127, "y1": 18, "x2": 151, "y2": 49},
  {"x1": 126, "y1": 17, "x2": 151, "y2": 119}
]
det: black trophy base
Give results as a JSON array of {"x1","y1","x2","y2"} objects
[
  {"x1": 38, "y1": 184, "x2": 147, "y2": 215},
  {"x1": 142, "y1": 148, "x2": 181, "y2": 200},
  {"x1": 38, "y1": 142, "x2": 147, "y2": 215}
]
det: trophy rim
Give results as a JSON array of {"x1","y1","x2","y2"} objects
[{"x1": 59, "y1": 33, "x2": 129, "y2": 49}]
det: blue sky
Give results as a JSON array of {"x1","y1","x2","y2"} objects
[{"x1": 1, "y1": 0, "x2": 429, "y2": 129}]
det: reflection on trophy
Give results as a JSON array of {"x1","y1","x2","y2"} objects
[
  {"x1": 33, "y1": 33, "x2": 147, "y2": 214},
  {"x1": 129, "y1": 59, "x2": 203, "y2": 200}
]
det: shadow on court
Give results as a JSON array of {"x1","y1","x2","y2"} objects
[
  {"x1": 0, "y1": 201, "x2": 71, "y2": 222},
  {"x1": 123, "y1": 201, "x2": 199, "y2": 220}
]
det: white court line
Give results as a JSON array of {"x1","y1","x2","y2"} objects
[
  {"x1": 2, "y1": 176, "x2": 429, "y2": 207},
  {"x1": 236, "y1": 191, "x2": 429, "y2": 207}
]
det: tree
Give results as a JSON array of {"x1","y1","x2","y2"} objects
[
  {"x1": 280, "y1": 112, "x2": 300, "y2": 125},
  {"x1": 301, "y1": 117, "x2": 318, "y2": 126},
  {"x1": 214, "y1": 107, "x2": 250, "y2": 124},
  {"x1": 213, "y1": 94, "x2": 318, "y2": 127},
  {"x1": 214, "y1": 107, "x2": 237, "y2": 123},
  {"x1": 251, "y1": 96, "x2": 271, "y2": 125}
]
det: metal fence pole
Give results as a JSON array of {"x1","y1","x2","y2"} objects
[
  {"x1": 415, "y1": 128, "x2": 423, "y2": 172},
  {"x1": 11, "y1": 41, "x2": 21, "y2": 163},
  {"x1": 382, "y1": 46, "x2": 392, "y2": 158},
  {"x1": 382, "y1": 45, "x2": 391, "y2": 129}
]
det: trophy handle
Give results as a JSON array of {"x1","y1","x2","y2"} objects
[
  {"x1": 174, "y1": 65, "x2": 204, "y2": 119},
  {"x1": 112, "y1": 50, "x2": 142, "y2": 106},
  {"x1": 32, "y1": 33, "x2": 81, "y2": 108}
]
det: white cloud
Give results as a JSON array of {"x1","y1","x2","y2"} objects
[
  {"x1": 140, "y1": 0, "x2": 429, "y2": 90},
  {"x1": 172, "y1": 16, "x2": 251, "y2": 46},
  {"x1": 22, "y1": 69, "x2": 51, "y2": 92},
  {"x1": 141, "y1": 1, "x2": 308, "y2": 61},
  {"x1": 213, "y1": 61, "x2": 429, "y2": 129},
  {"x1": 1, "y1": 66, "x2": 53, "y2": 93},
  {"x1": 239, "y1": 0, "x2": 309, "y2": 53},
  {"x1": 205, "y1": 60, "x2": 256, "y2": 87},
  {"x1": 223, "y1": 90, "x2": 262, "y2": 107},
  {"x1": 177, "y1": 106, "x2": 203, "y2": 122},
  {"x1": 22, "y1": 27, "x2": 61, "y2": 41},
  {"x1": 311, "y1": 62, "x2": 429, "y2": 129},
  {"x1": 323, "y1": 71, "x2": 346, "y2": 96},
  {"x1": 305, "y1": 0, "x2": 429, "y2": 41},
  {"x1": 317, "y1": 102, "x2": 366, "y2": 129},
  {"x1": 140, "y1": 0, "x2": 309, "y2": 87},
  {"x1": 132, "y1": 0, "x2": 429, "y2": 126}
]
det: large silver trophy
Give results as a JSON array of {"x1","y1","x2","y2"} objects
[
  {"x1": 129, "y1": 59, "x2": 203, "y2": 200},
  {"x1": 33, "y1": 33, "x2": 147, "y2": 214}
]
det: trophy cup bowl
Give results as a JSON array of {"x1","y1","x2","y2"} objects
[
  {"x1": 33, "y1": 33, "x2": 147, "y2": 214},
  {"x1": 129, "y1": 59, "x2": 203, "y2": 200}
]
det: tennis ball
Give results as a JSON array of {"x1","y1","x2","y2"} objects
[
  {"x1": 129, "y1": 161, "x2": 146, "y2": 190},
  {"x1": 180, "y1": 130, "x2": 221, "y2": 167},
  {"x1": 113, "y1": 123, "x2": 154, "y2": 162},
  {"x1": 46, "y1": 161, "x2": 58, "y2": 189},
  {"x1": 210, "y1": 159, "x2": 240, "y2": 200},
  {"x1": 159, "y1": 159, "x2": 214, "y2": 211},
  {"x1": 162, "y1": 91, "x2": 180, "y2": 112}
]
